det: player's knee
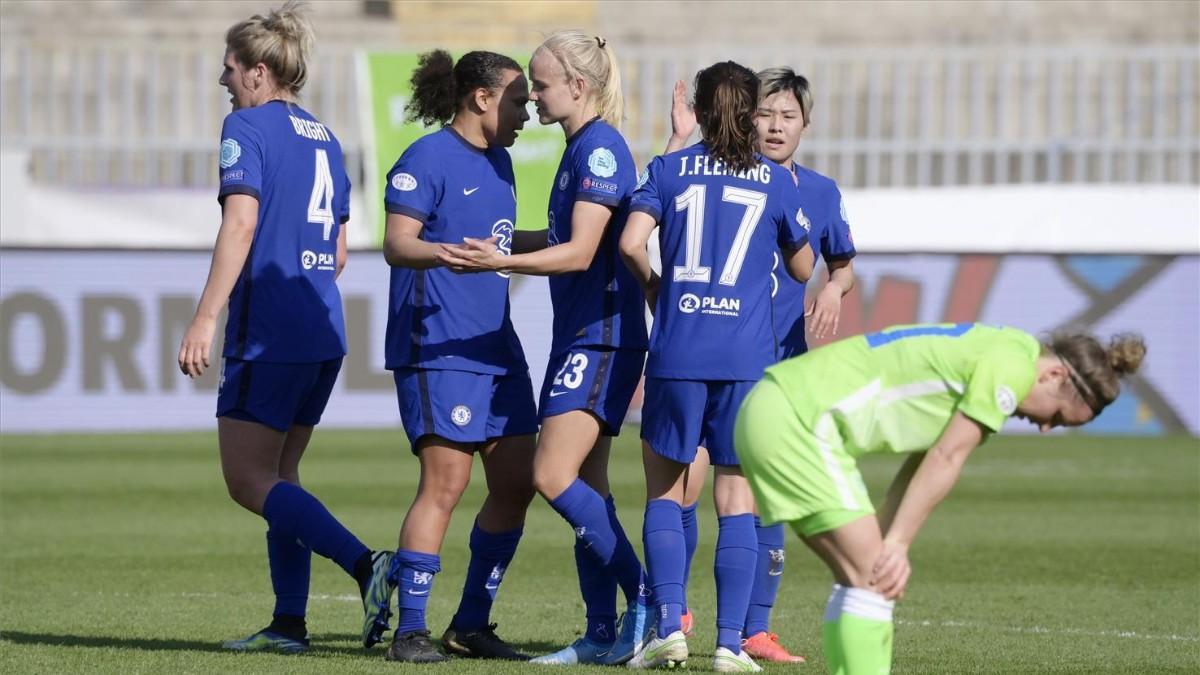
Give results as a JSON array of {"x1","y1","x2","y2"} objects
[
  {"x1": 418, "y1": 474, "x2": 469, "y2": 514},
  {"x1": 223, "y1": 475, "x2": 270, "y2": 514},
  {"x1": 532, "y1": 463, "x2": 573, "y2": 499},
  {"x1": 838, "y1": 562, "x2": 875, "y2": 589}
]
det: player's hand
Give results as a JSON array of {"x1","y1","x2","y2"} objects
[
  {"x1": 870, "y1": 539, "x2": 911, "y2": 601},
  {"x1": 669, "y1": 80, "x2": 697, "y2": 145},
  {"x1": 805, "y1": 282, "x2": 843, "y2": 340},
  {"x1": 178, "y1": 315, "x2": 216, "y2": 378},
  {"x1": 436, "y1": 237, "x2": 501, "y2": 273}
]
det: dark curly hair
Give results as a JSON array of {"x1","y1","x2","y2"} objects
[{"x1": 406, "y1": 49, "x2": 522, "y2": 127}]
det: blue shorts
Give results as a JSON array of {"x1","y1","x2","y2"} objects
[
  {"x1": 539, "y1": 347, "x2": 645, "y2": 436},
  {"x1": 393, "y1": 367, "x2": 538, "y2": 451},
  {"x1": 640, "y1": 377, "x2": 756, "y2": 467},
  {"x1": 216, "y1": 357, "x2": 342, "y2": 432}
]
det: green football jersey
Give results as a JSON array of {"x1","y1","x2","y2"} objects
[{"x1": 763, "y1": 323, "x2": 1041, "y2": 457}]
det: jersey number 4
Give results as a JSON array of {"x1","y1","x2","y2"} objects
[
  {"x1": 307, "y1": 148, "x2": 336, "y2": 241},
  {"x1": 673, "y1": 184, "x2": 767, "y2": 286}
]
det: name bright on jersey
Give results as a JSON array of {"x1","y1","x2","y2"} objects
[{"x1": 289, "y1": 114, "x2": 332, "y2": 142}]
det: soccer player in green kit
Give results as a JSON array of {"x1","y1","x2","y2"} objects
[{"x1": 735, "y1": 322, "x2": 1146, "y2": 675}]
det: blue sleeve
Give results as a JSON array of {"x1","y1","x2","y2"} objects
[
  {"x1": 820, "y1": 185, "x2": 856, "y2": 262},
  {"x1": 573, "y1": 138, "x2": 630, "y2": 208},
  {"x1": 775, "y1": 177, "x2": 810, "y2": 251},
  {"x1": 630, "y1": 156, "x2": 665, "y2": 221},
  {"x1": 217, "y1": 113, "x2": 264, "y2": 204},
  {"x1": 384, "y1": 141, "x2": 442, "y2": 223},
  {"x1": 338, "y1": 167, "x2": 351, "y2": 225}
]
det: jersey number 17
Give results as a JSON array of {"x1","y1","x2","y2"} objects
[{"x1": 673, "y1": 184, "x2": 767, "y2": 287}]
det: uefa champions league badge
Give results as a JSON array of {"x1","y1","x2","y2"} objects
[
  {"x1": 391, "y1": 172, "x2": 417, "y2": 191},
  {"x1": 219, "y1": 139, "x2": 241, "y2": 169},
  {"x1": 587, "y1": 147, "x2": 618, "y2": 178},
  {"x1": 636, "y1": 167, "x2": 649, "y2": 189},
  {"x1": 558, "y1": 171, "x2": 570, "y2": 191},
  {"x1": 450, "y1": 405, "x2": 472, "y2": 427}
]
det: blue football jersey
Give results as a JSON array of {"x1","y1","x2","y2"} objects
[
  {"x1": 383, "y1": 127, "x2": 528, "y2": 375},
  {"x1": 774, "y1": 163, "x2": 857, "y2": 358},
  {"x1": 546, "y1": 118, "x2": 648, "y2": 357},
  {"x1": 217, "y1": 101, "x2": 350, "y2": 363},
  {"x1": 631, "y1": 143, "x2": 811, "y2": 381}
]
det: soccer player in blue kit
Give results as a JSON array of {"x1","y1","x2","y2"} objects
[
  {"x1": 380, "y1": 49, "x2": 536, "y2": 664},
  {"x1": 665, "y1": 68, "x2": 858, "y2": 663},
  {"x1": 619, "y1": 61, "x2": 818, "y2": 672},
  {"x1": 177, "y1": 2, "x2": 393, "y2": 655},
  {"x1": 437, "y1": 31, "x2": 653, "y2": 666}
]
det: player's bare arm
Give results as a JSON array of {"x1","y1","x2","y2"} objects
[
  {"x1": 806, "y1": 258, "x2": 854, "y2": 339},
  {"x1": 178, "y1": 193, "x2": 258, "y2": 378},
  {"x1": 439, "y1": 201, "x2": 612, "y2": 275},
  {"x1": 873, "y1": 412, "x2": 986, "y2": 599},
  {"x1": 383, "y1": 213, "x2": 444, "y2": 269}
]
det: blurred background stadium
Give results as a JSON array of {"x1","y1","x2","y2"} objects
[{"x1": 1, "y1": 0, "x2": 1197, "y2": 434}]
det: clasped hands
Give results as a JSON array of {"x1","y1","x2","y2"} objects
[{"x1": 435, "y1": 236, "x2": 502, "y2": 273}]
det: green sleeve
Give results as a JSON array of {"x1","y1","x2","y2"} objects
[{"x1": 957, "y1": 346, "x2": 1038, "y2": 432}]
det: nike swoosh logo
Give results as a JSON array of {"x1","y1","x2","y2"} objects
[
  {"x1": 484, "y1": 584, "x2": 500, "y2": 591},
  {"x1": 463, "y1": 187, "x2": 479, "y2": 195},
  {"x1": 406, "y1": 589, "x2": 429, "y2": 596},
  {"x1": 548, "y1": 390, "x2": 569, "y2": 397},
  {"x1": 768, "y1": 570, "x2": 784, "y2": 576}
]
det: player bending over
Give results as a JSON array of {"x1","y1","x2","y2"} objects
[{"x1": 736, "y1": 323, "x2": 1146, "y2": 674}]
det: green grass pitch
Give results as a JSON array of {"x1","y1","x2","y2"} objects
[{"x1": 1, "y1": 431, "x2": 1197, "y2": 673}]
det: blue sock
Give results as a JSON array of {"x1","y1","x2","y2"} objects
[
  {"x1": 680, "y1": 502, "x2": 699, "y2": 612},
  {"x1": 606, "y1": 494, "x2": 650, "y2": 606},
  {"x1": 260, "y1": 481, "x2": 369, "y2": 579},
  {"x1": 715, "y1": 513, "x2": 757, "y2": 653},
  {"x1": 451, "y1": 522, "x2": 522, "y2": 632},
  {"x1": 549, "y1": 479, "x2": 646, "y2": 606},
  {"x1": 643, "y1": 499, "x2": 685, "y2": 638},
  {"x1": 575, "y1": 535, "x2": 617, "y2": 644},
  {"x1": 745, "y1": 517, "x2": 785, "y2": 637},
  {"x1": 392, "y1": 549, "x2": 441, "y2": 635},
  {"x1": 267, "y1": 529, "x2": 310, "y2": 618}
]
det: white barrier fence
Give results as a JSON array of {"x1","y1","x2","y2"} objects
[{"x1": 1, "y1": 43, "x2": 1196, "y2": 189}]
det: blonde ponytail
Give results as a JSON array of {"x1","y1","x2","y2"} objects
[
  {"x1": 225, "y1": 0, "x2": 314, "y2": 96},
  {"x1": 537, "y1": 30, "x2": 625, "y2": 129}
]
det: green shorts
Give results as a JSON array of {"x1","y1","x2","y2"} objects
[{"x1": 735, "y1": 375, "x2": 874, "y2": 537}]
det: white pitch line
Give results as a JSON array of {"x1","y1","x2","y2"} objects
[
  {"x1": 898, "y1": 618, "x2": 1199, "y2": 643},
  {"x1": 309, "y1": 593, "x2": 360, "y2": 602}
]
